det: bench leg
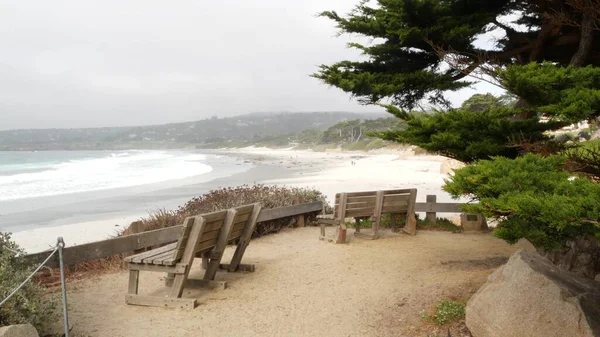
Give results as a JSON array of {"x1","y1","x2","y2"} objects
[
  {"x1": 201, "y1": 252, "x2": 210, "y2": 269},
  {"x1": 128, "y1": 270, "x2": 139, "y2": 295},
  {"x1": 165, "y1": 273, "x2": 175, "y2": 286},
  {"x1": 336, "y1": 223, "x2": 347, "y2": 244},
  {"x1": 403, "y1": 213, "x2": 417, "y2": 236},
  {"x1": 390, "y1": 213, "x2": 398, "y2": 233},
  {"x1": 355, "y1": 218, "x2": 360, "y2": 233},
  {"x1": 170, "y1": 274, "x2": 188, "y2": 298}
]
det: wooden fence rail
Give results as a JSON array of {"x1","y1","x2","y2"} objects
[
  {"x1": 27, "y1": 201, "x2": 323, "y2": 269},
  {"x1": 414, "y1": 195, "x2": 465, "y2": 225}
]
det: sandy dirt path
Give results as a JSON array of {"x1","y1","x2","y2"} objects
[{"x1": 66, "y1": 228, "x2": 531, "y2": 337}]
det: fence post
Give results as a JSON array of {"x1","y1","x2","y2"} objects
[
  {"x1": 122, "y1": 220, "x2": 145, "y2": 269},
  {"x1": 426, "y1": 195, "x2": 437, "y2": 225},
  {"x1": 57, "y1": 237, "x2": 71, "y2": 337},
  {"x1": 294, "y1": 197, "x2": 306, "y2": 227}
]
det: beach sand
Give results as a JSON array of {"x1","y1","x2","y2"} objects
[
  {"x1": 64, "y1": 228, "x2": 533, "y2": 337},
  {"x1": 11, "y1": 147, "x2": 463, "y2": 253}
]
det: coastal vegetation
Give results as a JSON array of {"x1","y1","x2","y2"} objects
[
  {"x1": 141, "y1": 184, "x2": 327, "y2": 237},
  {"x1": 315, "y1": 0, "x2": 600, "y2": 277},
  {"x1": 0, "y1": 233, "x2": 56, "y2": 331},
  {"x1": 0, "y1": 112, "x2": 385, "y2": 151}
]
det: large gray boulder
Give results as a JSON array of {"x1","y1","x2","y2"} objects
[
  {"x1": 466, "y1": 250, "x2": 600, "y2": 337},
  {"x1": 0, "y1": 324, "x2": 39, "y2": 337}
]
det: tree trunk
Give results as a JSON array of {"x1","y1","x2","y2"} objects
[
  {"x1": 539, "y1": 235, "x2": 600, "y2": 279},
  {"x1": 570, "y1": 15, "x2": 595, "y2": 66}
]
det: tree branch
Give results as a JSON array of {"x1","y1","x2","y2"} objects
[{"x1": 570, "y1": 15, "x2": 596, "y2": 66}]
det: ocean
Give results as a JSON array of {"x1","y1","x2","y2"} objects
[
  {"x1": 0, "y1": 150, "x2": 213, "y2": 201},
  {"x1": 0, "y1": 150, "x2": 282, "y2": 248}
]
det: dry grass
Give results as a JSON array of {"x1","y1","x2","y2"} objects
[
  {"x1": 144, "y1": 184, "x2": 327, "y2": 237},
  {"x1": 37, "y1": 184, "x2": 328, "y2": 285}
]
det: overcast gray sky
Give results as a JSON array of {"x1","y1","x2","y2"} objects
[{"x1": 0, "y1": 0, "x2": 502, "y2": 130}]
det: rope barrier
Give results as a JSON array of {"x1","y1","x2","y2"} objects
[
  {"x1": 0, "y1": 238, "x2": 70, "y2": 337},
  {"x1": 0, "y1": 245, "x2": 59, "y2": 307},
  {"x1": 3, "y1": 245, "x2": 21, "y2": 255}
]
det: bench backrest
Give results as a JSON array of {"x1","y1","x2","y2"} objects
[
  {"x1": 227, "y1": 203, "x2": 262, "y2": 243},
  {"x1": 169, "y1": 209, "x2": 232, "y2": 263},
  {"x1": 333, "y1": 189, "x2": 417, "y2": 220},
  {"x1": 192, "y1": 209, "x2": 232, "y2": 254}
]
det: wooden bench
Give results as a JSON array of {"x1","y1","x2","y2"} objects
[
  {"x1": 205, "y1": 203, "x2": 262, "y2": 273},
  {"x1": 318, "y1": 189, "x2": 417, "y2": 243},
  {"x1": 125, "y1": 208, "x2": 238, "y2": 309}
]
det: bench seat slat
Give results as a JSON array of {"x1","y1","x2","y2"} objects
[{"x1": 126, "y1": 242, "x2": 177, "y2": 264}]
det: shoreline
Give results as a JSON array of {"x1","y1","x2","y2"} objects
[{"x1": 7, "y1": 147, "x2": 464, "y2": 253}]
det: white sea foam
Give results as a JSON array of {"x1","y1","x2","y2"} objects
[{"x1": 0, "y1": 151, "x2": 212, "y2": 201}]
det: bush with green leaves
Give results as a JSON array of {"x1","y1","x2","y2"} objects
[
  {"x1": 444, "y1": 154, "x2": 600, "y2": 251},
  {"x1": 0, "y1": 233, "x2": 56, "y2": 330},
  {"x1": 421, "y1": 299, "x2": 466, "y2": 326},
  {"x1": 433, "y1": 300, "x2": 466, "y2": 325}
]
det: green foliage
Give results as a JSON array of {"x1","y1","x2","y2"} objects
[
  {"x1": 444, "y1": 154, "x2": 600, "y2": 250},
  {"x1": 416, "y1": 217, "x2": 462, "y2": 233},
  {"x1": 500, "y1": 63, "x2": 600, "y2": 123},
  {"x1": 460, "y1": 94, "x2": 516, "y2": 112},
  {"x1": 322, "y1": 117, "x2": 406, "y2": 144},
  {"x1": 314, "y1": 1, "x2": 599, "y2": 110},
  {"x1": 0, "y1": 233, "x2": 56, "y2": 330},
  {"x1": 431, "y1": 300, "x2": 466, "y2": 325},
  {"x1": 142, "y1": 184, "x2": 328, "y2": 237},
  {"x1": 376, "y1": 107, "x2": 560, "y2": 162}
]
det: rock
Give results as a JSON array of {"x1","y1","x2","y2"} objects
[
  {"x1": 440, "y1": 159, "x2": 465, "y2": 175},
  {"x1": 460, "y1": 213, "x2": 488, "y2": 231},
  {"x1": 0, "y1": 324, "x2": 39, "y2": 337},
  {"x1": 466, "y1": 250, "x2": 600, "y2": 337},
  {"x1": 591, "y1": 129, "x2": 600, "y2": 140},
  {"x1": 37, "y1": 320, "x2": 72, "y2": 337}
]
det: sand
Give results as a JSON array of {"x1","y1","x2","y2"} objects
[{"x1": 64, "y1": 228, "x2": 533, "y2": 337}]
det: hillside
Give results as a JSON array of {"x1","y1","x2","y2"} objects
[{"x1": 0, "y1": 112, "x2": 387, "y2": 151}]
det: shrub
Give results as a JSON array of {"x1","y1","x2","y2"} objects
[
  {"x1": 142, "y1": 184, "x2": 328, "y2": 237},
  {"x1": 417, "y1": 217, "x2": 462, "y2": 233},
  {"x1": 444, "y1": 154, "x2": 600, "y2": 251},
  {"x1": 422, "y1": 300, "x2": 466, "y2": 326},
  {"x1": 433, "y1": 300, "x2": 466, "y2": 325},
  {"x1": 0, "y1": 233, "x2": 56, "y2": 330}
]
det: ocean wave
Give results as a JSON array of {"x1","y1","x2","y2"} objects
[{"x1": 0, "y1": 151, "x2": 212, "y2": 201}]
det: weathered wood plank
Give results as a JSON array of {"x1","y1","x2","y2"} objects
[
  {"x1": 127, "y1": 263, "x2": 186, "y2": 274},
  {"x1": 185, "y1": 279, "x2": 227, "y2": 290},
  {"x1": 204, "y1": 209, "x2": 237, "y2": 280},
  {"x1": 128, "y1": 270, "x2": 139, "y2": 294},
  {"x1": 382, "y1": 194, "x2": 411, "y2": 203},
  {"x1": 227, "y1": 203, "x2": 262, "y2": 272},
  {"x1": 27, "y1": 201, "x2": 324, "y2": 268},
  {"x1": 29, "y1": 225, "x2": 183, "y2": 268},
  {"x1": 415, "y1": 202, "x2": 463, "y2": 213},
  {"x1": 335, "y1": 189, "x2": 414, "y2": 200},
  {"x1": 345, "y1": 207, "x2": 376, "y2": 217},
  {"x1": 426, "y1": 195, "x2": 437, "y2": 225},
  {"x1": 125, "y1": 294, "x2": 196, "y2": 310},
  {"x1": 381, "y1": 205, "x2": 410, "y2": 213},
  {"x1": 125, "y1": 242, "x2": 176, "y2": 263},
  {"x1": 219, "y1": 263, "x2": 255, "y2": 272},
  {"x1": 255, "y1": 201, "x2": 322, "y2": 222}
]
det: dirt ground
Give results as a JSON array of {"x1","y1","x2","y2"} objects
[{"x1": 65, "y1": 228, "x2": 532, "y2": 337}]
